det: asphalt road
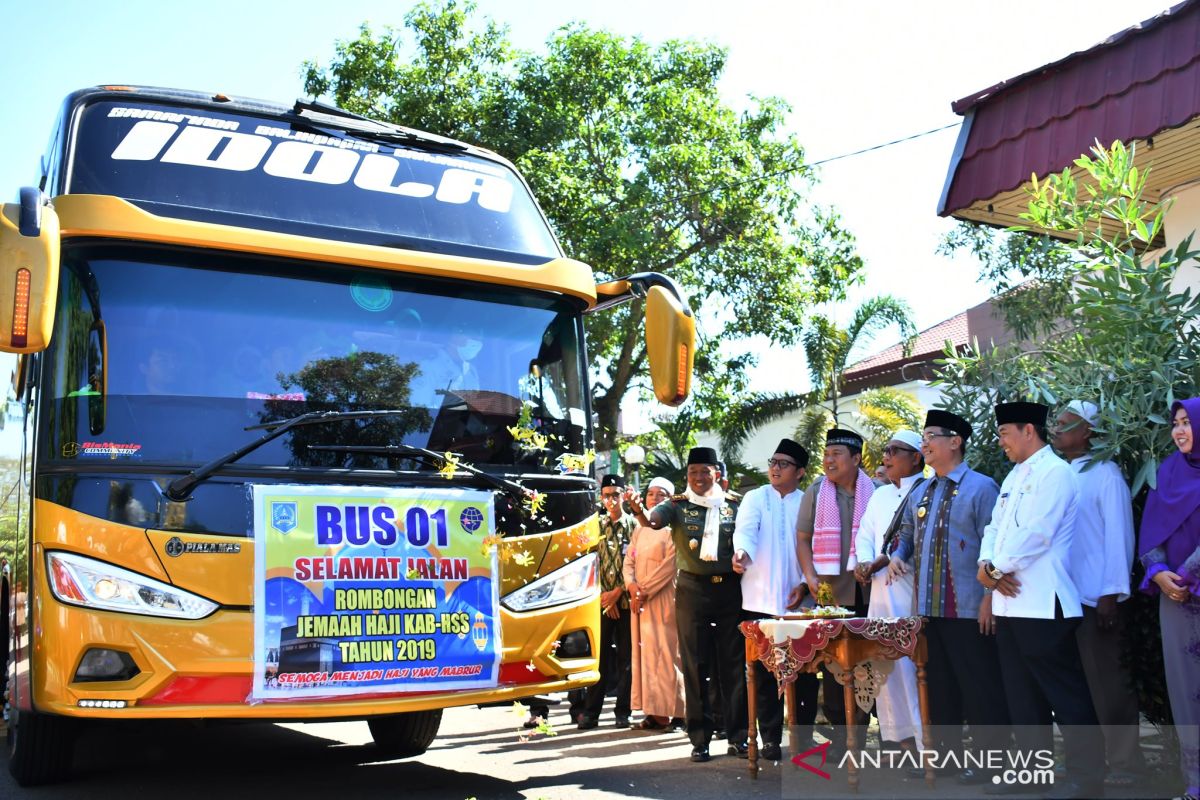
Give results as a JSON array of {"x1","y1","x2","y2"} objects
[
  {"x1": 0, "y1": 698, "x2": 792, "y2": 800},
  {"x1": 2, "y1": 698, "x2": 1185, "y2": 799}
]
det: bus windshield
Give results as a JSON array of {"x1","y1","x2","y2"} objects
[{"x1": 41, "y1": 245, "x2": 589, "y2": 472}]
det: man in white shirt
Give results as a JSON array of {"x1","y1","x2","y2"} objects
[
  {"x1": 1051, "y1": 400, "x2": 1141, "y2": 784},
  {"x1": 978, "y1": 401, "x2": 1103, "y2": 799},
  {"x1": 732, "y1": 438, "x2": 807, "y2": 762},
  {"x1": 853, "y1": 430, "x2": 925, "y2": 750}
]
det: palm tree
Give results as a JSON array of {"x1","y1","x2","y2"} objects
[
  {"x1": 853, "y1": 386, "x2": 923, "y2": 471},
  {"x1": 718, "y1": 294, "x2": 916, "y2": 461},
  {"x1": 803, "y1": 295, "x2": 917, "y2": 424},
  {"x1": 791, "y1": 406, "x2": 832, "y2": 488}
]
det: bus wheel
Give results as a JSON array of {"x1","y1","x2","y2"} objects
[
  {"x1": 367, "y1": 709, "x2": 442, "y2": 758},
  {"x1": 6, "y1": 706, "x2": 77, "y2": 786}
]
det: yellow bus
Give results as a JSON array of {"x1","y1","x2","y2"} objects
[{"x1": 0, "y1": 85, "x2": 694, "y2": 785}]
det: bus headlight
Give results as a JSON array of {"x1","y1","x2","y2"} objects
[
  {"x1": 501, "y1": 552, "x2": 597, "y2": 612},
  {"x1": 46, "y1": 551, "x2": 219, "y2": 620}
]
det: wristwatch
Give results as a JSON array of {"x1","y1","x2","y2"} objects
[{"x1": 985, "y1": 562, "x2": 1004, "y2": 582}]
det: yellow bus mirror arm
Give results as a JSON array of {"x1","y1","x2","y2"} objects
[{"x1": 589, "y1": 272, "x2": 694, "y2": 406}]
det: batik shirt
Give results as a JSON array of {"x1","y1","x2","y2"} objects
[
  {"x1": 894, "y1": 461, "x2": 999, "y2": 619},
  {"x1": 598, "y1": 512, "x2": 637, "y2": 609}
]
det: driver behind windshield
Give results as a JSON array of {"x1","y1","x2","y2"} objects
[{"x1": 409, "y1": 321, "x2": 483, "y2": 408}]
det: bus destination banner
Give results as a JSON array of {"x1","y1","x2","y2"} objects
[{"x1": 252, "y1": 485, "x2": 500, "y2": 700}]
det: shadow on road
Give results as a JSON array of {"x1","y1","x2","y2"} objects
[{"x1": 6, "y1": 719, "x2": 529, "y2": 800}]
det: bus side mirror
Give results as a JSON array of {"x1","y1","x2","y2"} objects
[
  {"x1": 0, "y1": 188, "x2": 60, "y2": 353},
  {"x1": 644, "y1": 285, "x2": 694, "y2": 406}
]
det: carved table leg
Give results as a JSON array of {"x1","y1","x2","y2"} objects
[
  {"x1": 916, "y1": 649, "x2": 935, "y2": 788},
  {"x1": 745, "y1": 637, "x2": 758, "y2": 779},
  {"x1": 844, "y1": 671, "x2": 859, "y2": 791},
  {"x1": 785, "y1": 672, "x2": 798, "y2": 764}
]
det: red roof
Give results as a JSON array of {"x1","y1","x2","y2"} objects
[
  {"x1": 939, "y1": 0, "x2": 1200, "y2": 216},
  {"x1": 845, "y1": 311, "x2": 970, "y2": 376},
  {"x1": 842, "y1": 298, "x2": 1013, "y2": 389}
]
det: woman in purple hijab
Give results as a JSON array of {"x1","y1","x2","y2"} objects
[{"x1": 1140, "y1": 398, "x2": 1200, "y2": 800}]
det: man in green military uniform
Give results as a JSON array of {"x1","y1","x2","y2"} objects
[{"x1": 627, "y1": 447, "x2": 746, "y2": 763}]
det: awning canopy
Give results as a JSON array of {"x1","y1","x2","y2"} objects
[{"x1": 939, "y1": 0, "x2": 1200, "y2": 235}]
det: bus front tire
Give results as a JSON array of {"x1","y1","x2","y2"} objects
[
  {"x1": 7, "y1": 706, "x2": 76, "y2": 786},
  {"x1": 367, "y1": 709, "x2": 441, "y2": 758}
]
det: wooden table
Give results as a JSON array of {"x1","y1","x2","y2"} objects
[{"x1": 740, "y1": 616, "x2": 934, "y2": 791}]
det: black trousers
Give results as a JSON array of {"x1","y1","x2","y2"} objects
[
  {"x1": 925, "y1": 616, "x2": 1011, "y2": 757},
  {"x1": 708, "y1": 635, "x2": 726, "y2": 732},
  {"x1": 676, "y1": 571, "x2": 748, "y2": 749},
  {"x1": 789, "y1": 583, "x2": 870, "y2": 742},
  {"x1": 996, "y1": 603, "x2": 1104, "y2": 788},
  {"x1": 566, "y1": 688, "x2": 586, "y2": 723},
  {"x1": 583, "y1": 606, "x2": 631, "y2": 721},
  {"x1": 742, "y1": 610, "x2": 785, "y2": 746}
]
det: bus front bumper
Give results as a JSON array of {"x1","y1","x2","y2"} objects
[{"x1": 33, "y1": 594, "x2": 600, "y2": 720}]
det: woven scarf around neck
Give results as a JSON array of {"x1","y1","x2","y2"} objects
[
  {"x1": 813, "y1": 471, "x2": 873, "y2": 575},
  {"x1": 684, "y1": 485, "x2": 726, "y2": 561}
]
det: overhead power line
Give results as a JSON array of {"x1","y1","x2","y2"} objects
[
  {"x1": 619, "y1": 120, "x2": 962, "y2": 216},
  {"x1": 809, "y1": 121, "x2": 962, "y2": 167}
]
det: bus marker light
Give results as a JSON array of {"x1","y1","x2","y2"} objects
[{"x1": 11, "y1": 268, "x2": 30, "y2": 349}]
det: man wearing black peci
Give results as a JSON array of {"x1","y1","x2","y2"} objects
[
  {"x1": 578, "y1": 473, "x2": 635, "y2": 729},
  {"x1": 979, "y1": 401, "x2": 1103, "y2": 799},
  {"x1": 627, "y1": 447, "x2": 746, "y2": 763},
  {"x1": 888, "y1": 409, "x2": 1008, "y2": 784}
]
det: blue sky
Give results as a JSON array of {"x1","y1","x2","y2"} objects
[{"x1": 0, "y1": 0, "x2": 1176, "y2": 403}]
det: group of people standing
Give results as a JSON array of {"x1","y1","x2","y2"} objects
[{"x1": 579, "y1": 398, "x2": 1199, "y2": 800}]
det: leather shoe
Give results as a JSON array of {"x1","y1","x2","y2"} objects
[
  {"x1": 906, "y1": 765, "x2": 954, "y2": 780},
  {"x1": 1044, "y1": 781, "x2": 1103, "y2": 799},
  {"x1": 576, "y1": 717, "x2": 598, "y2": 730},
  {"x1": 613, "y1": 715, "x2": 630, "y2": 729},
  {"x1": 727, "y1": 742, "x2": 749, "y2": 758},
  {"x1": 760, "y1": 743, "x2": 782, "y2": 761},
  {"x1": 958, "y1": 768, "x2": 991, "y2": 785},
  {"x1": 690, "y1": 747, "x2": 710, "y2": 763}
]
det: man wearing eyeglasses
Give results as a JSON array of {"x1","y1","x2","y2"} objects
[
  {"x1": 853, "y1": 430, "x2": 926, "y2": 753},
  {"x1": 888, "y1": 409, "x2": 1008, "y2": 785},
  {"x1": 1051, "y1": 400, "x2": 1141, "y2": 786},
  {"x1": 731, "y1": 439, "x2": 808, "y2": 762},
  {"x1": 578, "y1": 473, "x2": 636, "y2": 730}
]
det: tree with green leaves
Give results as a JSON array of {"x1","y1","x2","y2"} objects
[
  {"x1": 937, "y1": 141, "x2": 1200, "y2": 495},
  {"x1": 935, "y1": 139, "x2": 1200, "y2": 726},
  {"x1": 302, "y1": 0, "x2": 862, "y2": 450},
  {"x1": 938, "y1": 221, "x2": 1080, "y2": 341},
  {"x1": 265, "y1": 353, "x2": 432, "y2": 469}
]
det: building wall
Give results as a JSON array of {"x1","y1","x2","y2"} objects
[{"x1": 1167, "y1": 181, "x2": 1200, "y2": 296}]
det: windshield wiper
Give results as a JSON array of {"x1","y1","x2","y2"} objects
[
  {"x1": 307, "y1": 444, "x2": 528, "y2": 497},
  {"x1": 289, "y1": 100, "x2": 468, "y2": 153},
  {"x1": 164, "y1": 410, "x2": 421, "y2": 501}
]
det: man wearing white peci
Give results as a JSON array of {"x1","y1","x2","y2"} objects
[{"x1": 853, "y1": 429, "x2": 926, "y2": 751}]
